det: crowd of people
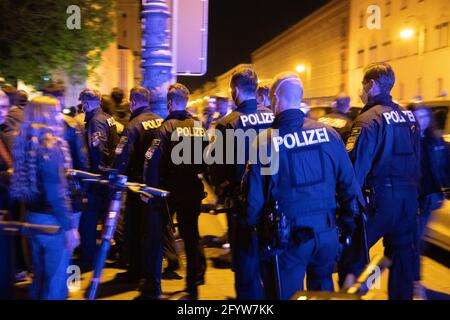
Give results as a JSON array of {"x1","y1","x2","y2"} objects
[{"x1": 0, "y1": 62, "x2": 449, "y2": 300}]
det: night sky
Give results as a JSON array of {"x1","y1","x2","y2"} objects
[{"x1": 179, "y1": 0, "x2": 330, "y2": 92}]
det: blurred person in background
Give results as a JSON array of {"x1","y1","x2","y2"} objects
[
  {"x1": 43, "y1": 84, "x2": 90, "y2": 224},
  {"x1": 318, "y1": 95, "x2": 353, "y2": 143},
  {"x1": 0, "y1": 89, "x2": 13, "y2": 299},
  {"x1": 111, "y1": 87, "x2": 131, "y2": 129},
  {"x1": 102, "y1": 94, "x2": 124, "y2": 134},
  {"x1": 256, "y1": 80, "x2": 271, "y2": 110},
  {"x1": 1, "y1": 85, "x2": 23, "y2": 151},
  {"x1": 0, "y1": 89, "x2": 11, "y2": 210},
  {"x1": 10, "y1": 96, "x2": 80, "y2": 300},
  {"x1": 409, "y1": 104, "x2": 450, "y2": 300},
  {"x1": 0, "y1": 85, "x2": 29, "y2": 282}
]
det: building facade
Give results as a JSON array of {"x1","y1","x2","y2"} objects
[
  {"x1": 191, "y1": 0, "x2": 449, "y2": 108},
  {"x1": 348, "y1": 0, "x2": 450, "y2": 105},
  {"x1": 252, "y1": 0, "x2": 350, "y2": 104}
]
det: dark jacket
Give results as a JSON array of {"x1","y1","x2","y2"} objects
[
  {"x1": 63, "y1": 115, "x2": 90, "y2": 212},
  {"x1": 346, "y1": 94, "x2": 420, "y2": 190},
  {"x1": 0, "y1": 128, "x2": 11, "y2": 208},
  {"x1": 64, "y1": 115, "x2": 90, "y2": 171},
  {"x1": 209, "y1": 99, "x2": 274, "y2": 193},
  {"x1": 113, "y1": 101, "x2": 131, "y2": 128},
  {"x1": 2, "y1": 105, "x2": 24, "y2": 152},
  {"x1": 26, "y1": 140, "x2": 75, "y2": 231},
  {"x1": 112, "y1": 106, "x2": 162, "y2": 182},
  {"x1": 245, "y1": 109, "x2": 362, "y2": 227},
  {"x1": 143, "y1": 110, "x2": 207, "y2": 202},
  {"x1": 85, "y1": 108, "x2": 119, "y2": 173}
]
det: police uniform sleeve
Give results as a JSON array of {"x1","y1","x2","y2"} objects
[
  {"x1": 112, "y1": 125, "x2": 138, "y2": 174},
  {"x1": 143, "y1": 126, "x2": 168, "y2": 189},
  {"x1": 75, "y1": 125, "x2": 90, "y2": 171},
  {"x1": 208, "y1": 121, "x2": 230, "y2": 189},
  {"x1": 335, "y1": 135, "x2": 364, "y2": 216},
  {"x1": 88, "y1": 119, "x2": 109, "y2": 173},
  {"x1": 346, "y1": 119, "x2": 378, "y2": 188},
  {"x1": 243, "y1": 136, "x2": 267, "y2": 227},
  {"x1": 39, "y1": 136, "x2": 74, "y2": 231}
]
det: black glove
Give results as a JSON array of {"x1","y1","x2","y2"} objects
[{"x1": 338, "y1": 215, "x2": 356, "y2": 245}]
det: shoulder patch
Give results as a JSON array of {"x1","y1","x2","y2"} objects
[
  {"x1": 145, "y1": 139, "x2": 161, "y2": 160},
  {"x1": 115, "y1": 136, "x2": 128, "y2": 155},
  {"x1": 346, "y1": 127, "x2": 362, "y2": 153},
  {"x1": 106, "y1": 117, "x2": 116, "y2": 127},
  {"x1": 92, "y1": 131, "x2": 103, "y2": 147}
]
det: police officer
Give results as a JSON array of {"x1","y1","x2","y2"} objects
[
  {"x1": 112, "y1": 86, "x2": 163, "y2": 283},
  {"x1": 244, "y1": 72, "x2": 362, "y2": 300},
  {"x1": 342, "y1": 62, "x2": 420, "y2": 300},
  {"x1": 143, "y1": 83, "x2": 208, "y2": 299},
  {"x1": 79, "y1": 88, "x2": 119, "y2": 270},
  {"x1": 256, "y1": 80, "x2": 272, "y2": 110},
  {"x1": 317, "y1": 95, "x2": 353, "y2": 143},
  {"x1": 209, "y1": 66, "x2": 274, "y2": 300}
]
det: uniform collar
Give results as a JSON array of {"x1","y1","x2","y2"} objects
[
  {"x1": 166, "y1": 110, "x2": 192, "y2": 121},
  {"x1": 272, "y1": 109, "x2": 305, "y2": 129},
  {"x1": 361, "y1": 94, "x2": 395, "y2": 114},
  {"x1": 85, "y1": 107, "x2": 102, "y2": 123},
  {"x1": 236, "y1": 99, "x2": 257, "y2": 112},
  {"x1": 131, "y1": 106, "x2": 152, "y2": 119}
]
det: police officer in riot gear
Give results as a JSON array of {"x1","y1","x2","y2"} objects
[
  {"x1": 342, "y1": 62, "x2": 420, "y2": 300},
  {"x1": 143, "y1": 83, "x2": 208, "y2": 299},
  {"x1": 244, "y1": 72, "x2": 362, "y2": 300},
  {"x1": 318, "y1": 95, "x2": 353, "y2": 143},
  {"x1": 112, "y1": 86, "x2": 163, "y2": 282},
  {"x1": 209, "y1": 66, "x2": 274, "y2": 300},
  {"x1": 79, "y1": 89, "x2": 119, "y2": 270}
]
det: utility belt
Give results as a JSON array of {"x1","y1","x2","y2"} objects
[
  {"x1": 366, "y1": 177, "x2": 417, "y2": 190},
  {"x1": 258, "y1": 206, "x2": 334, "y2": 256}
]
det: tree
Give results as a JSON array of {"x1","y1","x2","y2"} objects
[{"x1": 0, "y1": 0, "x2": 114, "y2": 88}]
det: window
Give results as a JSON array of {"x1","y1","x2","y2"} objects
[
  {"x1": 401, "y1": 0, "x2": 408, "y2": 10},
  {"x1": 357, "y1": 49, "x2": 365, "y2": 68},
  {"x1": 122, "y1": 13, "x2": 127, "y2": 18},
  {"x1": 399, "y1": 83, "x2": 405, "y2": 100},
  {"x1": 369, "y1": 45, "x2": 378, "y2": 63},
  {"x1": 382, "y1": 41, "x2": 392, "y2": 61},
  {"x1": 359, "y1": 11, "x2": 364, "y2": 29},
  {"x1": 385, "y1": 1, "x2": 392, "y2": 17},
  {"x1": 417, "y1": 78, "x2": 422, "y2": 97},
  {"x1": 436, "y1": 22, "x2": 449, "y2": 48},
  {"x1": 438, "y1": 78, "x2": 444, "y2": 96}
]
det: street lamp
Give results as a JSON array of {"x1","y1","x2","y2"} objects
[
  {"x1": 400, "y1": 28, "x2": 415, "y2": 40},
  {"x1": 295, "y1": 64, "x2": 306, "y2": 73},
  {"x1": 399, "y1": 16, "x2": 426, "y2": 99},
  {"x1": 399, "y1": 16, "x2": 426, "y2": 55}
]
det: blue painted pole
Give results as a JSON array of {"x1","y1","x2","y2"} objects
[{"x1": 141, "y1": 0, "x2": 173, "y2": 118}]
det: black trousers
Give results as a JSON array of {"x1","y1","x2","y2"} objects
[
  {"x1": 227, "y1": 208, "x2": 264, "y2": 300},
  {"x1": 342, "y1": 186, "x2": 418, "y2": 300},
  {"x1": 79, "y1": 186, "x2": 109, "y2": 268},
  {"x1": 162, "y1": 210, "x2": 180, "y2": 271},
  {"x1": 169, "y1": 197, "x2": 205, "y2": 293},
  {"x1": 140, "y1": 200, "x2": 164, "y2": 297}
]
